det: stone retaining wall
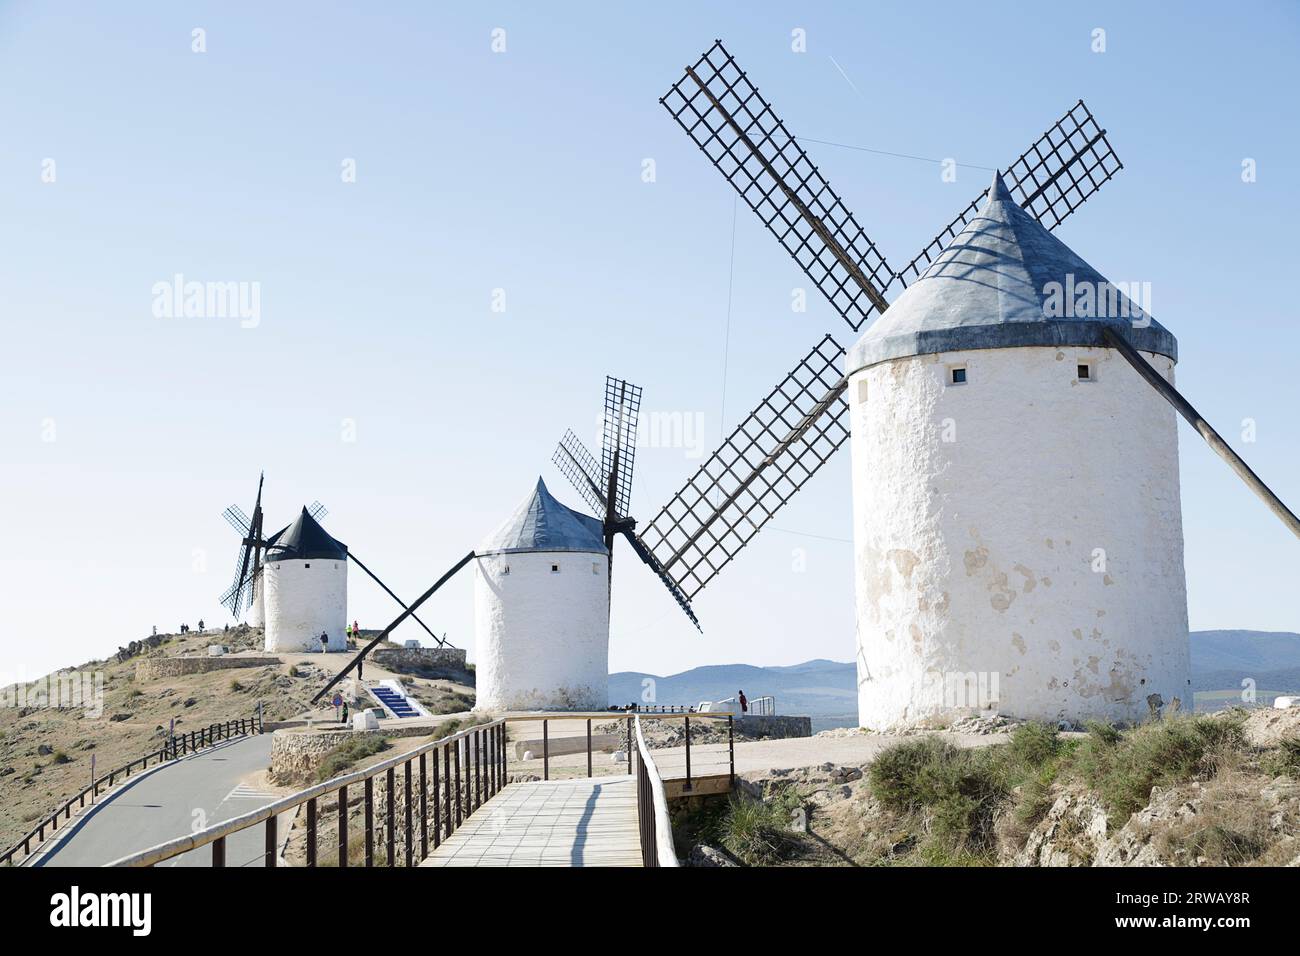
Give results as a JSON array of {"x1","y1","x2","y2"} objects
[
  {"x1": 372, "y1": 645, "x2": 468, "y2": 677},
  {"x1": 737, "y1": 714, "x2": 812, "y2": 738},
  {"x1": 135, "y1": 656, "x2": 280, "y2": 680}
]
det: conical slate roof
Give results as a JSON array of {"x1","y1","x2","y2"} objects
[
  {"x1": 846, "y1": 172, "x2": 1177, "y2": 374},
  {"x1": 264, "y1": 507, "x2": 348, "y2": 563},
  {"x1": 478, "y1": 478, "x2": 607, "y2": 556}
]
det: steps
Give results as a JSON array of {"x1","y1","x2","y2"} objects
[{"x1": 370, "y1": 685, "x2": 418, "y2": 719}]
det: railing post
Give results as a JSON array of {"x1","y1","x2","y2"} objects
[
  {"x1": 475, "y1": 729, "x2": 482, "y2": 809},
  {"x1": 386, "y1": 767, "x2": 396, "y2": 867},
  {"x1": 432, "y1": 747, "x2": 442, "y2": 849},
  {"x1": 419, "y1": 753, "x2": 428, "y2": 860},
  {"x1": 306, "y1": 797, "x2": 317, "y2": 867},
  {"x1": 728, "y1": 715, "x2": 735, "y2": 787},
  {"x1": 587, "y1": 718, "x2": 592, "y2": 778},
  {"x1": 626, "y1": 716, "x2": 632, "y2": 776},
  {"x1": 684, "y1": 715, "x2": 692, "y2": 792},
  {"x1": 453, "y1": 739, "x2": 462, "y2": 826},
  {"x1": 542, "y1": 719, "x2": 549, "y2": 781},
  {"x1": 212, "y1": 835, "x2": 225, "y2": 867},
  {"x1": 338, "y1": 784, "x2": 348, "y2": 868},
  {"x1": 364, "y1": 777, "x2": 374, "y2": 867},
  {"x1": 500, "y1": 722, "x2": 507, "y2": 784},
  {"x1": 444, "y1": 744, "x2": 453, "y2": 836},
  {"x1": 265, "y1": 814, "x2": 278, "y2": 868},
  {"x1": 404, "y1": 761, "x2": 413, "y2": 867}
]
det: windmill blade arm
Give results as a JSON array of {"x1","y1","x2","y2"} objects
[
  {"x1": 554, "y1": 430, "x2": 610, "y2": 516},
  {"x1": 639, "y1": 334, "x2": 849, "y2": 599},
  {"x1": 348, "y1": 551, "x2": 451, "y2": 647},
  {"x1": 1103, "y1": 328, "x2": 1300, "y2": 541},
  {"x1": 621, "y1": 529, "x2": 701, "y2": 631},
  {"x1": 601, "y1": 377, "x2": 643, "y2": 520},
  {"x1": 222, "y1": 505, "x2": 251, "y2": 537},
  {"x1": 662, "y1": 40, "x2": 894, "y2": 331},
  {"x1": 312, "y1": 551, "x2": 475, "y2": 704},
  {"x1": 897, "y1": 100, "x2": 1123, "y2": 286}
]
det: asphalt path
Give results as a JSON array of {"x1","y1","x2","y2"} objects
[{"x1": 36, "y1": 734, "x2": 283, "y2": 867}]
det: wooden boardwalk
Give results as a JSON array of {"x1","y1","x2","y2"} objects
[{"x1": 420, "y1": 776, "x2": 642, "y2": 867}]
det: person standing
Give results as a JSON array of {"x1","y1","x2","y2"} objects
[
  {"x1": 319, "y1": 631, "x2": 329, "y2": 654},
  {"x1": 737, "y1": 689, "x2": 748, "y2": 714}
]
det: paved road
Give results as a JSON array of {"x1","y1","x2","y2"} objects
[{"x1": 37, "y1": 735, "x2": 281, "y2": 867}]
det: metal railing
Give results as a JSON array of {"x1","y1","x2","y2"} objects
[
  {"x1": 106, "y1": 711, "x2": 737, "y2": 868},
  {"x1": 1, "y1": 713, "x2": 262, "y2": 866},
  {"x1": 750, "y1": 695, "x2": 775, "y2": 716},
  {"x1": 634, "y1": 716, "x2": 679, "y2": 867},
  {"x1": 109, "y1": 718, "x2": 506, "y2": 867}
]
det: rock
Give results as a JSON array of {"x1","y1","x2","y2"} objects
[
  {"x1": 688, "y1": 844, "x2": 736, "y2": 867},
  {"x1": 183, "y1": 698, "x2": 198, "y2": 708},
  {"x1": 36, "y1": 744, "x2": 52, "y2": 756},
  {"x1": 790, "y1": 807, "x2": 808, "y2": 833},
  {"x1": 1014, "y1": 789, "x2": 1109, "y2": 867},
  {"x1": 109, "y1": 713, "x2": 132, "y2": 722},
  {"x1": 949, "y1": 714, "x2": 1024, "y2": 735}
]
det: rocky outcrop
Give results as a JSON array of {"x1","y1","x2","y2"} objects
[{"x1": 1013, "y1": 789, "x2": 1109, "y2": 867}]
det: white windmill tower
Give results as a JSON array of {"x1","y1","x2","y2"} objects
[
  {"x1": 844, "y1": 172, "x2": 1189, "y2": 727},
  {"x1": 476, "y1": 377, "x2": 699, "y2": 711},
  {"x1": 641, "y1": 40, "x2": 1300, "y2": 729},
  {"x1": 262, "y1": 506, "x2": 349, "y2": 653},
  {"x1": 473, "y1": 479, "x2": 612, "y2": 711}
]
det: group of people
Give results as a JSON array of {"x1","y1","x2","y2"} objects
[{"x1": 318, "y1": 621, "x2": 362, "y2": 652}]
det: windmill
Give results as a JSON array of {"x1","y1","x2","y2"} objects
[
  {"x1": 552, "y1": 376, "x2": 701, "y2": 628},
  {"x1": 219, "y1": 472, "x2": 328, "y2": 625},
  {"x1": 636, "y1": 38, "x2": 1298, "y2": 624},
  {"x1": 219, "y1": 472, "x2": 453, "y2": 649}
]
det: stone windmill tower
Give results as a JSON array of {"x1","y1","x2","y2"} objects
[
  {"x1": 845, "y1": 172, "x2": 1188, "y2": 726},
  {"x1": 638, "y1": 40, "x2": 1300, "y2": 728},
  {"x1": 473, "y1": 479, "x2": 612, "y2": 711},
  {"x1": 262, "y1": 507, "x2": 349, "y2": 653}
]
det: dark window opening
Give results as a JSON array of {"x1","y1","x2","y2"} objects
[
  {"x1": 950, "y1": 367, "x2": 967, "y2": 385},
  {"x1": 1078, "y1": 363, "x2": 1091, "y2": 380}
]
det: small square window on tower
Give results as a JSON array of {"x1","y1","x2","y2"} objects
[
  {"x1": 1077, "y1": 361, "x2": 1095, "y2": 382},
  {"x1": 856, "y1": 379, "x2": 869, "y2": 404},
  {"x1": 551, "y1": 563, "x2": 560, "y2": 573},
  {"x1": 304, "y1": 563, "x2": 311, "y2": 569},
  {"x1": 592, "y1": 562, "x2": 599, "y2": 574},
  {"x1": 948, "y1": 365, "x2": 968, "y2": 386}
]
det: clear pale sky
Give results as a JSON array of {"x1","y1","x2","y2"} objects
[{"x1": 1, "y1": 1, "x2": 1297, "y2": 680}]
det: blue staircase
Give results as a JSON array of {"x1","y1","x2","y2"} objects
[{"x1": 371, "y1": 685, "x2": 418, "y2": 719}]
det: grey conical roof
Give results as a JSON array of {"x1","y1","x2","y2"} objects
[
  {"x1": 478, "y1": 478, "x2": 607, "y2": 556},
  {"x1": 846, "y1": 172, "x2": 1177, "y2": 374},
  {"x1": 264, "y1": 507, "x2": 348, "y2": 563}
]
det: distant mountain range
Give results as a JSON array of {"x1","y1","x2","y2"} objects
[{"x1": 610, "y1": 630, "x2": 1300, "y2": 724}]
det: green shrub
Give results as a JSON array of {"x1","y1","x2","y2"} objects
[
  {"x1": 316, "y1": 736, "x2": 388, "y2": 782},
  {"x1": 50, "y1": 751, "x2": 70, "y2": 765},
  {"x1": 1263, "y1": 737, "x2": 1300, "y2": 778},
  {"x1": 1070, "y1": 714, "x2": 1246, "y2": 825},
  {"x1": 718, "y1": 791, "x2": 801, "y2": 865}
]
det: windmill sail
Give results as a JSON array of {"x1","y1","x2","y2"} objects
[
  {"x1": 639, "y1": 335, "x2": 849, "y2": 599},
  {"x1": 601, "y1": 377, "x2": 642, "y2": 521},
  {"x1": 896, "y1": 100, "x2": 1123, "y2": 285},
  {"x1": 651, "y1": 46, "x2": 1128, "y2": 599},
  {"x1": 662, "y1": 40, "x2": 894, "y2": 331}
]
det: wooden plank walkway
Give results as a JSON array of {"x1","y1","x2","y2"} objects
[{"x1": 420, "y1": 776, "x2": 642, "y2": 867}]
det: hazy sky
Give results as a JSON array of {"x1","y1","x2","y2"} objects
[{"x1": 2, "y1": 1, "x2": 1297, "y2": 680}]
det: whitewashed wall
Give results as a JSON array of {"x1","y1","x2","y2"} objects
[
  {"x1": 474, "y1": 550, "x2": 609, "y2": 711},
  {"x1": 249, "y1": 575, "x2": 266, "y2": 628},
  {"x1": 264, "y1": 558, "x2": 347, "y2": 653},
  {"x1": 849, "y1": 345, "x2": 1190, "y2": 729}
]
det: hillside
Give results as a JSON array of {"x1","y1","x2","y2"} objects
[{"x1": 0, "y1": 626, "x2": 473, "y2": 857}]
